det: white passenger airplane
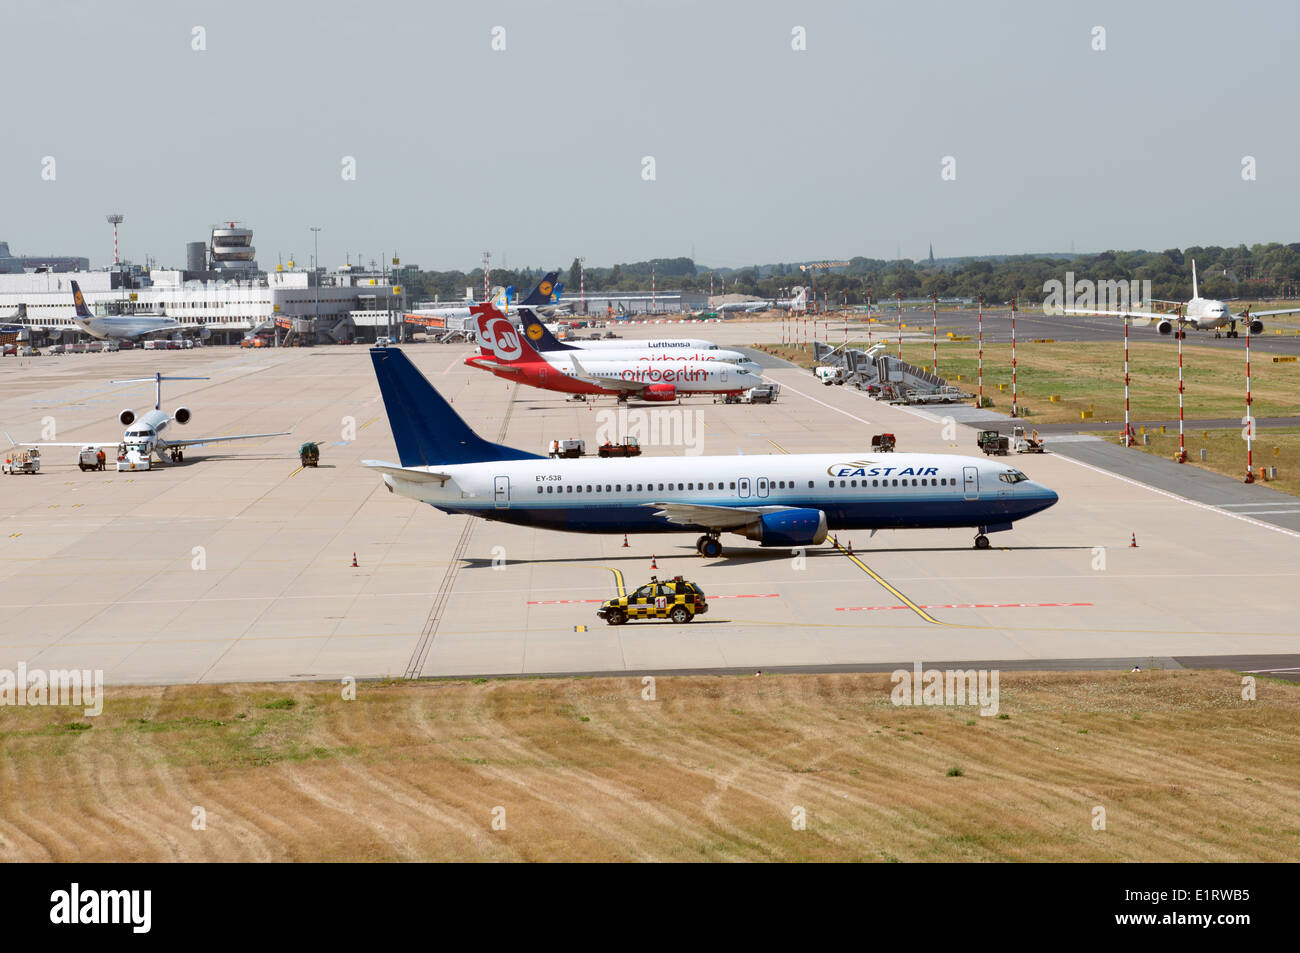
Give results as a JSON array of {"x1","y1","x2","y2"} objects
[
  {"x1": 67, "y1": 280, "x2": 198, "y2": 341},
  {"x1": 513, "y1": 309, "x2": 762, "y2": 373},
  {"x1": 8, "y1": 372, "x2": 291, "y2": 470},
  {"x1": 408, "y1": 272, "x2": 564, "y2": 321},
  {"x1": 467, "y1": 306, "x2": 763, "y2": 401},
  {"x1": 1059, "y1": 260, "x2": 1300, "y2": 338},
  {"x1": 363, "y1": 347, "x2": 1058, "y2": 554}
]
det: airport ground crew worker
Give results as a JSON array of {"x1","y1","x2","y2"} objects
[{"x1": 96, "y1": 448, "x2": 106, "y2": 471}]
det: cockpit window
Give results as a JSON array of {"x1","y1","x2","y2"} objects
[{"x1": 999, "y1": 470, "x2": 1029, "y2": 484}]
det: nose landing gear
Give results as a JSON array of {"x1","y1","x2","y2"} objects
[{"x1": 974, "y1": 534, "x2": 991, "y2": 550}]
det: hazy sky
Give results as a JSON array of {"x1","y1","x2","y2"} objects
[{"x1": 3, "y1": 0, "x2": 1298, "y2": 272}]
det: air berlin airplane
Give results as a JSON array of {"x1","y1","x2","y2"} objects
[{"x1": 465, "y1": 305, "x2": 763, "y2": 402}]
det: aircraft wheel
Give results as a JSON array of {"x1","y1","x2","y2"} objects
[
  {"x1": 974, "y1": 534, "x2": 991, "y2": 550},
  {"x1": 695, "y1": 534, "x2": 710, "y2": 554},
  {"x1": 701, "y1": 538, "x2": 723, "y2": 559}
]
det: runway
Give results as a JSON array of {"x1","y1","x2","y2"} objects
[{"x1": 2, "y1": 331, "x2": 1297, "y2": 686}]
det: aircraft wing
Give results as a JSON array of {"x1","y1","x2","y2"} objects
[
  {"x1": 1055, "y1": 308, "x2": 1175, "y2": 321},
  {"x1": 647, "y1": 501, "x2": 802, "y2": 530},
  {"x1": 361, "y1": 460, "x2": 453, "y2": 485},
  {"x1": 163, "y1": 430, "x2": 292, "y2": 450},
  {"x1": 1237, "y1": 306, "x2": 1300, "y2": 319},
  {"x1": 566, "y1": 353, "x2": 643, "y2": 392},
  {"x1": 5, "y1": 432, "x2": 120, "y2": 449}
]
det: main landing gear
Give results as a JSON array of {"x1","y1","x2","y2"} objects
[
  {"x1": 695, "y1": 534, "x2": 723, "y2": 558},
  {"x1": 168, "y1": 449, "x2": 185, "y2": 463},
  {"x1": 974, "y1": 534, "x2": 991, "y2": 550}
]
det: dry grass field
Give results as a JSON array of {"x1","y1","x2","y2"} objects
[{"x1": 1, "y1": 671, "x2": 1297, "y2": 861}]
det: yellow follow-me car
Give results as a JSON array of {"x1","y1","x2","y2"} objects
[{"x1": 597, "y1": 576, "x2": 709, "y2": 625}]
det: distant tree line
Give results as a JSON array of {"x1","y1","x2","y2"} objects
[{"x1": 402, "y1": 243, "x2": 1300, "y2": 306}]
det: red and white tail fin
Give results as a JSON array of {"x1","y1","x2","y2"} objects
[{"x1": 470, "y1": 303, "x2": 542, "y2": 365}]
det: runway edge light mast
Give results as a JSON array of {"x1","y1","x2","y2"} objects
[
  {"x1": 1123, "y1": 312, "x2": 1132, "y2": 446},
  {"x1": 896, "y1": 291, "x2": 903, "y2": 360},
  {"x1": 977, "y1": 293, "x2": 984, "y2": 408},
  {"x1": 1245, "y1": 307, "x2": 1255, "y2": 483},
  {"x1": 1177, "y1": 305, "x2": 1187, "y2": 463},
  {"x1": 931, "y1": 291, "x2": 938, "y2": 375},
  {"x1": 1010, "y1": 296, "x2": 1018, "y2": 419}
]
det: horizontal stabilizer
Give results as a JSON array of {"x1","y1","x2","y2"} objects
[{"x1": 362, "y1": 460, "x2": 453, "y2": 485}]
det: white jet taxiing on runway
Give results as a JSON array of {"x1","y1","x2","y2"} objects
[{"x1": 7, "y1": 372, "x2": 291, "y2": 470}]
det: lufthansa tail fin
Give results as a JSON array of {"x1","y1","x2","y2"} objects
[
  {"x1": 70, "y1": 280, "x2": 94, "y2": 319},
  {"x1": 370, "y1": 347, "x2": 542, "y2": 467},
  {"x1": 517, "y1": 308, "x2": 574, "y2": 352},
  {"x1": 519, "y1": 271, "x2": 561, "y2": 307}
]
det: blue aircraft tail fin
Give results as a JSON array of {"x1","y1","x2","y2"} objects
[
  {"x1": 369, "y1": 347, "x2": 543, "y2": 466},
  {"x1": 70, "y1": 280, "x2": 94, "y2": 319},
  {"x1": 519, "y1": 271, "x2": 561, "y2": 307},
  {"x1": 518, "y1": 308, "x2": 574, "y2": 352}
]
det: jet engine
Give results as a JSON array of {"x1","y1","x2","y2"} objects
[
  {"x1": 119, "y1": 409, "x2": 135, "y2": 426},
  {"x1": 174, "y1": 407, "x2": 192, "y2": 424},
  {"x1": 739, "y1": 508, "x2": 829, "y2": 547},
  {"x1": 1249, "y1": 318, "x2": 1264, "y2": 334},
  {"x1": 642, "y1": 384, "x2": 677, "y2": 402},
  {"x1": 1156, "y1": 320, "x2": 1173, "y2": 335}
]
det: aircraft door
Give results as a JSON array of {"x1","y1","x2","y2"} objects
[
  {"x1": 962, "y1": 466, "x2": 978, "y2": 501},
  {"x1": 494, "y1": 475, "x2": 510, "y2": 509},
  {"x1": 757, "y1": 477, "x2": 769, "y2": 498},
  {"x1": 738, "y1": 477, "x2": 751, "y2": 499}
]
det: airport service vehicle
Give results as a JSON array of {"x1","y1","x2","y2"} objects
[
  {"x1": 814, "y1": 365, "x2": 845, "y2": 385},
  {"x1": 723, "y1": 384, "x2": 777, "y2": 404},
  {"x1": 467, "y1": 306, "x2": 762, "y2": 402},
  {"x1": 375, "y1": 337, "x2": 393, "y2": 348},
  {"x1": 48, "y1": 344, "x2": 66, "y2": 355},
  {"x1": 871, "y1": 433, "x2": 896, "y2": 453},
  {"x1": 978, "y1": 431, "x2": 1010, "y2": 456},
  {"x1": 66, "y1": 280, "x2": 199, "y2": 342},
  {"x1": 1055, "y1": 259, "x2": 1300, "y2": 338},
  {"x1": 299, "y1": 442, "x2": 320, "y2": 467},
  {"x1": 1012, "y1": 426, "x2": 1045, "y2": 453},
  {"x1": 363, "y1": 347, "x2": 1059, "y2": 553},
  {"x1": 117, "y1": 444, "x2": 150, "y2": 471},
  {"x1": 513, "y1": 310, "x2": 759, "y2": 372},
  {"x1": 8, "y1": 372, "x2": 291, "y2": 469},
  {"x1": 549, "y1": 439, "x2": 585, "y2": 459},
  {"x1": 598, "y1": 438, "x2": 641, "y2": 458},
  {"x1": 78, "y1": 447, "x2": 106, "y2": 471},
  {"x1": 4, "y1": 448, "x2": 40, "y2": 474},
  {"x1": 597, "y1": 575, "x2": 708, "y2": 625}
]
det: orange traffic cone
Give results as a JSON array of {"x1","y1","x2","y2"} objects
[
  {"x1": 1129, "y1": 533, "x2": 1138, "y2": 548},
  {"x1": 847, "y1": 540, "x2": 853, "y2": 555},
  {"x1": 351, "y1": 552, "x2": 359, "y2": 567},
  {"x1": 650, "y1": 554, "x2": 658, "y2": 569},
  {"x1": 622, "y1": 534, "x2": 629, "y2": 548}
]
